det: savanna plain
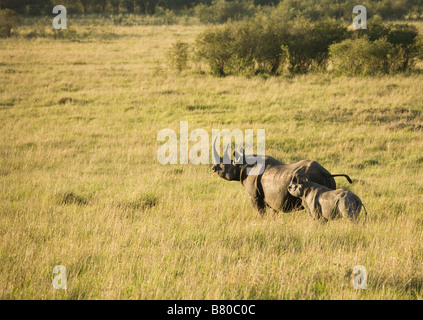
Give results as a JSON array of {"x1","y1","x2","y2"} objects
[{"x1": 1, "y1": 17, "x2": 423, "y2": 299}]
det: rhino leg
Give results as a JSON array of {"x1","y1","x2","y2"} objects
[
  {"x1": 249, "y1": 196, "x2": 266, "y2": 216},
  {"x1": 268, "y1": 207, "x2": 278, "y2": 215}
]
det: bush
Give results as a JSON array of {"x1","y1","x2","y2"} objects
[
  {"x1": 276, "y1": 18, "x2": 347, "y2": 73},
  {"x1": 155, "y1": 7, "x2": 178, "y2": 24},
  {"x1": 351, "y1": 20, "x2": 420, "y2": 72},
  {"x1": 195, "y1": 16, "x2": 348, "y2": 76},
  {"x1": 329, "y1": 37, "x2": 399, "y2": 76},
  {"x1": 0, "y1": 9, "x2": 20, "y2": 38},
  {"x1": 194, "y1": 15, "x2": 420, "y2": 77},
  {"x1": 167, "y1": 41, "x2": 190, "y2": 72},
  {"x1": 351, "y1": 17, "x2": 390, "y2": 42},
  {"x1": 307, "y1": 19, "x2": 348, "y2": 69},
  {"x1": 231, "y1": 17, "x2": 291, "y2": 75},
  {"x1": 417, "y1": 36, "x2": 423, "y2": 60},
  {"x1": 194, "y1": 0, "x2": 256, "y2": 24},
  {"x1": 265, "y1": 0, "x2": 423, "y2": 21},
  {"x1": 26, "y1": 17, "x2": 50, "y2": 38},
  {"x1": 195, "y1": 25, "x2": 236, "y2": 76},
  {"x1": 195, "y1": 20, "x2": 289, "y2": 77},
  {"x1": 386, "y1": 24, "x2": 419, "y2": 71}
]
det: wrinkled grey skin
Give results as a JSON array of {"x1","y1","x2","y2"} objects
[
  {"x1": 288, "y1": 180, "x2": 367, "y2": 222},
  {"x1": 211, "y1": 138, "x2": 352, "y2": 215}
]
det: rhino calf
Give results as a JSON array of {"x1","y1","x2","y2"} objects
[{"x1": 287, "y1": 180, "x2": 367, "y2": 222}]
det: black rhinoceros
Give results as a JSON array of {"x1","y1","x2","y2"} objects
[{"x1": 211, "y1": 137, "x2": 352, "y2": 215}]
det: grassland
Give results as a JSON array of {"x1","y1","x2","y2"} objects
[{"x1": 1, "y1": 17, "x2": 423, "y2": 299}]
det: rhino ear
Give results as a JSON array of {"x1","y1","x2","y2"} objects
[{"x1": 240, "y1": 147, "x2": 246, "y2": 164}]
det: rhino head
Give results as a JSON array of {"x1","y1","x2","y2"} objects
[
  {"x1": 211, "y1": 137, "x2": 246, "y2": 181},
  {"x1": 287, "y1": 175, "x2": 309, "y2": 197},
  {"x1": 287, "y1": 181, "x2": 304, "y2": 197}
]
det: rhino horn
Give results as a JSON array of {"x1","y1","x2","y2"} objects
[
  {"x1": 234, "y1": 147, "x2": 245, "y2": 164},
  {"x1": 223, "y1": 144, "x2": 231, "y2": 164},
  {"x1": 213, "y1": 136, "x2": 223, "y2": 164}
]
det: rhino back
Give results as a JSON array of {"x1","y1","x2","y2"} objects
[{"x1": 294, "y1": 160, "x2": 337, "y2": 189}]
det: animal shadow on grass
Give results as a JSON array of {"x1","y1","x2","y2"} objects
[
  {"x1": 368, "y1": 275, "x2": 423, "y2": 298},
  {"x1": 56, "y1": 191, "x2": 90, "y2": 206},
  {"x1": 116, "y1": 193, "x2": 159, "y2": 219}
]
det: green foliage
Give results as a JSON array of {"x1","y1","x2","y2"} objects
[
  {"x1": 167, "y1": 41, "x2": 190, "y2": 72},
  {"x1": 387, "y1": 24, "x2": 419, "y2": 49},
  {"x1": 195, "y1": 25, "x2": 235, "y2": 76},
  {"x1": 194, "y1": 0, "x2": 256, "y2": 24},
  {"x1": 195, "y1": 15, "x2": 422, "y2": 77},
  {"x1": 271, "y1": 0, "x2": 423, "y2": 21},
  {"x1": 352, "y1": 17, "x2": 391, "y2": 42},
  {"x1": 155, "y1": 6, "x2": 178, "y2": 24},
  {"x1": 307, "y1": 19, "x2": 348, "y2": 69},
  {"x1": 417, "y1": 36, "x2": 423, "y2": 60},
  {"x1": 195, "y1": 17, "x2": 347, "y2": 76},
  {"x1": 329, "y1": 37, "x2": 400, "y2": 76},
  {"x1": 1, "y1": 0, "x2": 423, "y2": 20},
  {"x1": 242, "y1": 15, "x2": 291, "y2": 75},
  {"x1": 281, "y1": 18, "x2": 347, "y2": 74},
  {"x1": 346, "y1": 21, "x2": 421, "y2": 74},
  {"x1": 0, "y1": 9, "x2": 20, "y2": 37},
  {"x1": 26, "y1": 17, "x2": 50, "y2": 38},
  {"x1": 0, "y1": 0, "x2": 50, "y2": 14},
  {"x1": 209, "y1": 16, "x2": 291, "y2": 76},
  {"x1": 386, "y1": 24, "x2": 419, "y2": 71}
]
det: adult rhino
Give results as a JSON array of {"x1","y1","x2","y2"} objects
[{"x1": 211, "y1": 138, "x2": 352, "y2": 215}]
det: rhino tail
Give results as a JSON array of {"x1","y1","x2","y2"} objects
[
  {"x1": 361, "y1": 204, "x2": 368, "y2": 216},
  {"x1": 330, "y1": 174, "x2": 352, "y2": 184}
]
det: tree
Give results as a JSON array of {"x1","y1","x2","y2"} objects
[
  {"x1": 195, "y1": 26, "x2": 235, "y2": 76},
  {"x1": 387, "y1": 24, "x2": 419, "y2": 71},
  {"x1": 0, "y1": 9, "x2": 19, "y2": 37}
]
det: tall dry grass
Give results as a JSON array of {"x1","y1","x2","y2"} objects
[{"x1": 0, "y1": 17, "x2": 422, "y2": 299}]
